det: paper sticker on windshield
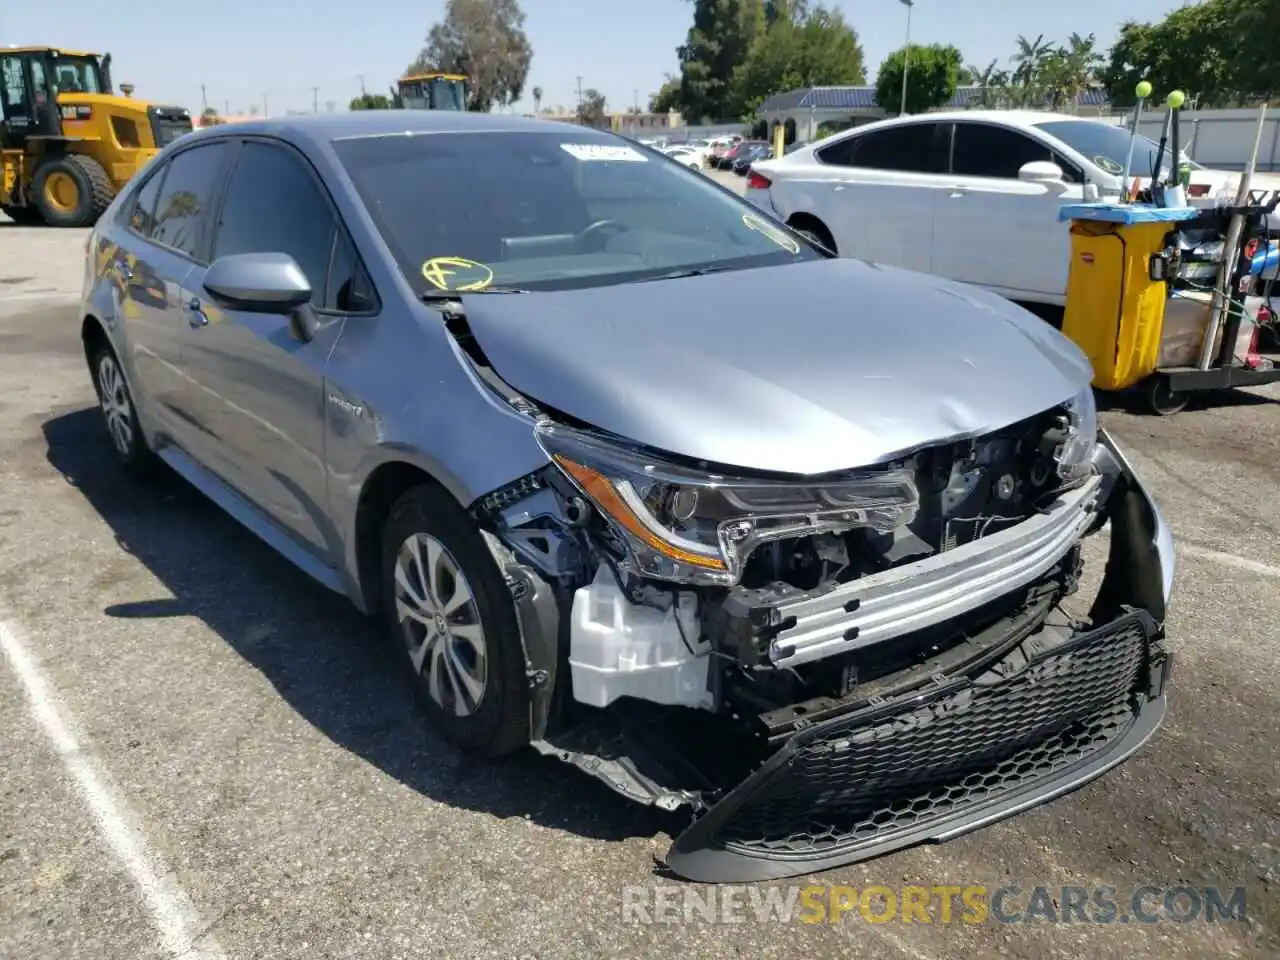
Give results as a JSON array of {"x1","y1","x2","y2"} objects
[
  {"x1": 1094, "y1": 155, "x2": 1124, "y2": 175},
  {"x1": 742, "y1": 213, "x2": 801, "y2": 254},
  {"x1": 421, "y1": 257, "x2": 494, "y2": 292},
  {"x1": 560, "y1": 143, "x2": 648, "y2": 162}
]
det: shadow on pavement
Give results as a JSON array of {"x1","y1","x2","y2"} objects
[{"x1": 42, "y1": 405, "x2": 665, "y2": 846}]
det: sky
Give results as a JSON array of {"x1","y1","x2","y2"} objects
[{"x1": 4, "y1": 0, "x2": 1193, "y2": 117}]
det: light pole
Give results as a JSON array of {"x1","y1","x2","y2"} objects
[{"x1": 899, "y1": 0, "x2": 914, "y2": 116}]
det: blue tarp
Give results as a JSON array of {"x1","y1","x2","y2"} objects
[{"x1": 1057, "y1": 203, "x2": 1202, "y2": 224}]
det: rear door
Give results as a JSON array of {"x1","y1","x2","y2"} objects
[
  {"x1": 182, "y1": 137, "x2": 377, "y2": 557},
  {"x1": 931, "y1": 121, "x2": 1085, "y2": 302},
  {"x1": 806, "y1": 122, "x2": 949, "y2": 273}
]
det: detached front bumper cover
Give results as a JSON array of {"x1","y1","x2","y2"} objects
[{"x1": 665, "y1": 429, "x2": 1175, "y2": 882}]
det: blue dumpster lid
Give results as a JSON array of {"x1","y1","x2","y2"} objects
[{"x1": 1058, "y1": 202, "x2": 1202, "y2": 224}]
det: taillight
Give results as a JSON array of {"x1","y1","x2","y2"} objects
[
  {"x1": 1187, "y1": 183, "x2": 1211, "y2": 197},
  {"x1": 746, "y1": 170, "x2": 771, "y2": 190}
]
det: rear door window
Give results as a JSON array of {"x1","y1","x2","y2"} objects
[
  {"x1": 126, "y1": 164, "x2": 167, "y2": 237},
  {"x1": 148, "y1": 141, "x2": 230, "y2": 260},
  {"x1": 817, "y1": 123, "x2": 948, "y2": 174}
]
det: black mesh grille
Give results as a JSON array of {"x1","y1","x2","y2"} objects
[{"x1": 717, "y1": 615, "x2": 1150, "y2": 856}]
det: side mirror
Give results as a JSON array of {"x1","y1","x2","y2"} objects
[
  {"x1": 203, "y1": 252, "x2": 312, "y2": 314},
  {"x1": 1018, "y1": 160, "x2": 1066, "y2": 185}
]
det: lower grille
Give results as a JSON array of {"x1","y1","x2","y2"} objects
[{"x1": 668, "y1": 610, "x2": 1165, "y2": 880}]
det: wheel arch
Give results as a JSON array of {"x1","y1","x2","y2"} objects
[
  {"x1": 786, "y1": 212, "x2": 837, "y2": 253},
  {"x1": 351, "y1": 457, "x2": 463, "y2": 616}
]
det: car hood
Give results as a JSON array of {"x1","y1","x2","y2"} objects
[{"x1": 461, "y1": 258, "x2": 1093, "y2": 475}]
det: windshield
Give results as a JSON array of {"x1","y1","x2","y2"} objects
[
  {"x1": 333, "y1": 130, "x2": 819, "y2": 294},
  {"x1": 428, "y1": 77, "x2": 466, "y2": 110},
  {"x1": 1034, "y1": 120, "x2": 1203, "y2": 181},
  {"x1": 51, "y1": 55, "x2": 104, "y2": 94}
]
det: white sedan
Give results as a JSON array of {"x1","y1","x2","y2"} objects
[
  {"x1": 746, "y1": 109, "x2": 1280, "y2": 307},
  {"x1": 659, "y1": 144, "x2": 708, "y2": 169}
]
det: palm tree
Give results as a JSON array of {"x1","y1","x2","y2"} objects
[
  {"x1": 532, "y1": 85, "x2": 543, "y2": 117},
  {"x1": 1011, "y1": 34, "x2": 1056, "y2": 106},
  {"x1": 967, "y1": 58, "x2": 1010, "y2": 107}
]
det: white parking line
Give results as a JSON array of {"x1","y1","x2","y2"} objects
[
  {"x1": 0, "y1": 619, "x2": 227, "y2": 960},
  {"x1": 1178, "y1": 543, "x2": 1280, "y2": 579},
  {"x1": 1092, "y1": 526, "x2": 1280, "y2": 579}
]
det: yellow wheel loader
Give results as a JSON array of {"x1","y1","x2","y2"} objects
[{"x1": 1, "y1": 46, "x2": 192, "y2": 227}]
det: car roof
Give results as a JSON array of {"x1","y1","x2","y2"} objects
[
  {"x1": 848, "y1": 109, "x2": 1103, "y2": 134},
  {"x1": 177, "y1": 109, "x2": 601, "y2": 148}
]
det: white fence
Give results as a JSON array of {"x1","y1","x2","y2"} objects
[{"x1": 1106, "y1": 107, "x2": 1280, "y2": 172}]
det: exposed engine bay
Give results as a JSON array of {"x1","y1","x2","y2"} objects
[{"x1": 462, "y1": 339, "x2": 1172, "y2": 883}]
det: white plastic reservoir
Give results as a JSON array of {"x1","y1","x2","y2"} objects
[{"x1": 569, "y1": 565, "x2": 713, "y2": 710}]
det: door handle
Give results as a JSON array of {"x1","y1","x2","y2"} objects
[
  {"x1": 185, "y1": 297, "x2": 209, "y2": 328},
  {"x1": 948, "y1": 187, "x2": 966, "y2": 198},
  {"x1": 117, "y1": 261, "x2": 134, "y2": 281}
]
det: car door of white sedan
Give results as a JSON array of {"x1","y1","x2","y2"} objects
[{"x1": 931, "y1": 122, "x2": 1085, "y2": 304}]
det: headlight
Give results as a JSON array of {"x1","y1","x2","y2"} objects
[
  {"x1": 536, "y1": 421, "x2": 919, "y2": 586},
  {"x1": 1056, "y1": 386, "x2": 1098, "y2": 483}
]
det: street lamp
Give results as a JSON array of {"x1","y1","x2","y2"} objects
[{"x1": 899, "y1": 0, "x2": 914, "y2": 116}]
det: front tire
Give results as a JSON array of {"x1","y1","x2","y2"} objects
[
  {"x1": 379, "y1": 484, "x2": 530, "y2": 757},
  {"x1": 33, "y1": 155, "x2": 114, "y2": 228},
  {"x1": 91, "y1": 346, "x2": 156, "y2": 474}
]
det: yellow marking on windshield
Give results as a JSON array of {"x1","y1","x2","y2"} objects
[
  {"x1": 742, "y1": 213, "x2": 801, "y2": 254},
  {"x1": 421, "y1": 257, "x2": 495, "y2": 292}
]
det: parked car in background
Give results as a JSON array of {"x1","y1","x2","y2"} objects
[
  {"x1": 731, "y1": 141, "x2": 773, "y2": 174},
  {"x1": 746, "y1": 109, "x2": 1280, "y2": 307},
  {"x1": 660, "y1": 144, "x2": 705, "y2": 169},
  {"x1": 80, "y1": 110, "x2": 1173, "y2": 885},
  {"x1": 713, "y1": 140, "x2": 759, "y2": 170}
]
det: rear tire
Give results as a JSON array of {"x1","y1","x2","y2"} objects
[
  {"x1": 90, "y1": 345, "x2": 157, "y2": 475},
  {"x1": 379, "y1": 484, "x2": 530, "y2": 758},
  {"x1": 33, "y1": 155, "x2": 114, "y2": 228},
  {"x1": 1, "y1": 204, "x2": 44, "y2": 226}
]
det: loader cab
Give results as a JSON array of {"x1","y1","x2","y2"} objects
[
  {"x1": 0, "y1": 48, "x2": 69, "y2": 143},
  {"x1": 395, "y1": 72, "x2": 469, "y2": 111}
]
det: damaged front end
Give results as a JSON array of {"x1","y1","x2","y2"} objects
[{"x1": 472, "y1": 395, "x2": 1175, "y2": 883}]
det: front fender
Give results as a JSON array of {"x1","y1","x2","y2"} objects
[{"x1": 1090, "y1": 428, "x2": 1176, "y2": 624}]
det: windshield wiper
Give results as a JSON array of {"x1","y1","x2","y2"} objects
[
  {"x1": 631, "y1": 265, "x2": 736, "y2": 284},
  {"x1": 419, "y1": 287, "x2": 529, "y2": 302}
]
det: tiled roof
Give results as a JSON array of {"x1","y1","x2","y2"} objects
[{"x1": 759, "y1": 85, "x2": 1111, "y2": 113}]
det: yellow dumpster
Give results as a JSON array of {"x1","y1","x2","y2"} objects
[{"x1": 1058, "y1": 203, "x2": 1200, "y2": 391}]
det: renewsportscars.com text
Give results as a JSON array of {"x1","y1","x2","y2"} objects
[{"x1": 620, "y1": 884, "x2": 1249, "y2": 925}]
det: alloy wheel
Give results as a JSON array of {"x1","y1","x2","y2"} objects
[
  {"x1": 97, "y1": 354, "x2": 134, "y2": 456},
  {"x1": 393, "y1": 532, "x2": 488, "y2": 717}
]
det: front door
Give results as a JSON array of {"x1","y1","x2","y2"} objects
[
  {"x1": 182, "y1": 138, "x2": 370, "y2": 559},
  {"x1": 931, "y1": 121, "x2": 1085, "y2": 302}
]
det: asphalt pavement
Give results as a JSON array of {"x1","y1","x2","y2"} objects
[{"x1": 0, "y1": 214, "x2": 1277, "y2": 960}]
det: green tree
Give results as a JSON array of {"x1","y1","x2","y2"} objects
[
  {"x1": 531, "y1": 85, "x2": 543, "y2": 115},
  {"x1": 576, "y1": 88, "x2": 608, "y2": 127},
  {"x1": 732, "y1": 2, "x2": 865, "y2": 117},
  {"x1": 410, "y1": 0, "x2": 532, "y2": 111},
  {"x1": 1102, "y1": 1, "x2": 1276, "y2": 107},
  {"x1": 650, "y1": 74, "x2": 681, "y2": 113},
  {"x1": 874, "y1": 43, "x2": 962, "y2": 115},
  {"x1": 676, "y1": 0, "x2": 766, "y2": 123},
  {"x1": 350, "y1": 93, "x2": 393, "y2": 110}
]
